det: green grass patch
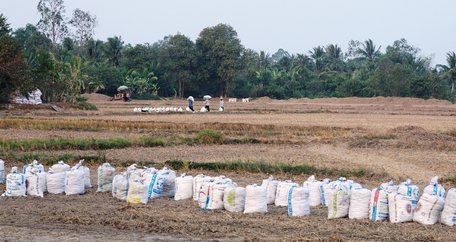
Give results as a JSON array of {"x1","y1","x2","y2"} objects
[
  {"x1": 164, "y1": 159, "x2": 383, "y2": 179},
  {"x1": 5, "y1": 152, "x2": 107, "y2": 166},
  {"x1": 196, "y1": 129, "x2": 223, "y2": 144},
  {"x1": 0, "y1": 136, "x2": 167, "y2": 152},
  {"x1": 141, "y1": 136, "x2": 166, "y2": 147}
]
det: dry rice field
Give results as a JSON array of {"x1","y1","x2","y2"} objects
[{"x1": 1, "y1": 96, "x2": 456, "y2": 241}]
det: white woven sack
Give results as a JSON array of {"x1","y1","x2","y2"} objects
[
  {"x1": 397, "y1": 179, "x2": 420, "y2": 209},
  {"x1": 4, "y1": 167, "x2": 26, "y2": 197},
  {"x1": 207, "y1": 182, "x2": 233, "y2": 210},
  {"x1": 127, "y1": 179, "x2": 149, "y2": 204},
  {"x1": 193, "y1": 174, "x2": 212, "y2": 201},
  {"x1": 26, "y1": 168, "x2": 46, "y2": 197},
  {"x1": 379, "y1": 180, "x2": 398, "y2": 194},
  {"x1": 46, "y1": 170, "x2": 66, "y2": 194},
  {"x1": 275, "y1": 181, "x2": 298, "y2": 207},
  {"x1": 322, "y1": 181, "x2": 333, "y2": 207},
  {"x1": 224, "y1": 186, "x2": 246, "y2": 213},
  {"x1": 303, "y1": 175, "x2": 322, "y2": 207},
  {"x1": 50, "y1": 161, "x2": 70, "y2": 173},
  {"x1": 97, "y1": 163, "x2": 116, "y2": 192},
  {"x1": 23, "y1": 160, "x2": 44, "y2": 174},
  {"x1": 143, "y1": 173, "x2": 165, "y2": 201},
  {"x1": 349, "y1": 188, "x2": 371, "y2": 219},
  {"x1": 413, "y1": 193, "x2": 445, "y2": 225},
  {"x1": 0, "y1": 159, "x2": 5, "y2": 183},
  {"x1": 174, "y1": 174, "x2": 194, "y2": 201},
  {"x1": 65, "y1": 168, "x2": 85, "y2": 195},
  {"x1": 423, "y1": 176, "x2": 445, "y2": 198},
  {"x1": 244, "y1": 185, "x2": 267, "y2": 214},
  {"x1": 112, "y1": 172, "x2": 129, "y2": 200},
  {"x1": 327, "y1": 189, "x2": 350, "y2": 219},
  {"x1": 441, "y1": 188, "x2": 456, "y2": 226},
  {"x1": 369, "y1": 188, "x2": 390, "y2": 221},
  {"x1": 287, "y1": 186, "x2": 310, "y2": 217},
  {"x1": 198, "y1": 181, "x2": 212, "y2": 209},
  {"x1": 388, "y1": 193, "x2": 414, "y2": 223},
  {"x1": 157, "y1": 167, "x2": 176, "y2": 197},
  {"x1": 74, "y1": 160, "x2": 91, "y2": 188},
  {"x1": 261, "y1": 176, "x2": 279, "y2": 205}
]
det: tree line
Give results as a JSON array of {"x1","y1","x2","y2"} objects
[{"x1": 1, "y1": 0, "x2": 456, "y2": 104}]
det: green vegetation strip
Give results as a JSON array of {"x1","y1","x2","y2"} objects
[
  {"x1": 0, "y1": 130, "x2": 264, "y2": 152},
  {"x1": 0, "y1": 137, "x2": 166, "y2": 152},
  {"x1": 4, "y1": 152, "x2": 385, "y2": 179}
]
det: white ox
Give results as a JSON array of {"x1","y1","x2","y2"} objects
[{"x1": 242, "y1": 98, "x2": 250, "y2": 103}]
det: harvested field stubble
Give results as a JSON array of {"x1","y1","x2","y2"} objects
[{"x1": 2, "y1": 97, "x2": 456, "y2": 241}]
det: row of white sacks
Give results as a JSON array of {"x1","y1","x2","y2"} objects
[
  {"x1": 2, "y1": 160, "x2": 456, "y2": 226},
  {"x1": 133, "y1": 107, "x2": 184, "y2": 113},
  {"x1": 2, "y1": 160, "x2": 96, "y2": 196},
  {"x1": 133, "y1": 107, "x2": 223, "y2": 113}
]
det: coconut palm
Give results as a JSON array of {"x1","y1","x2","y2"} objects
[
  {"x1": 103, "y1": 36, "x2": 123, "y2": 67},
  {"x1": 357, "y1": 39, "x2": 381, "y2": 62},
  {"x1": 325, "y1": 44, "x2": 343, "y2": 71},
  {"x1": 437, "y1": 51, "x2": 456, "y2": 93},
  {"x1": 309, "y1": 46, "x2": 325, "y2": 73}
]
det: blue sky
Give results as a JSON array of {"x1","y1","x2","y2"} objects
[{"x1": 2, "y1": 0, "x2": 455, "y2": 65}]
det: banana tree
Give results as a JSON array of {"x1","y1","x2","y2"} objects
[{"x1": 125, "y1": 69, "x2": 159, "y2": 96}]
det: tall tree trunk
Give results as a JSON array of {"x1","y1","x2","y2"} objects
[{"x1": 178, "y1": 79, "x2": 184, "y2": 98}]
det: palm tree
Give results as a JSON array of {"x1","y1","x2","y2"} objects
[
  {"x1": 325, "y1": 44, "x2": 343, "y2": 71},
  {"x1": 103, "y1": 36, "x2": 123, "y2": 67},
  {"x1": 357, "y1": 39, "x2": 381, "y2": 62},
  {"x1": 309, "y1": 46, "x2": 325, "y2": 73},
  {"x1": 437, "y1": 52, "x2": 456, "y2": 93}
]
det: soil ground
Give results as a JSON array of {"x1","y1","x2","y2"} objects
[{"x1": 1, "y1": 96, "x2": 456, "y2": 241}]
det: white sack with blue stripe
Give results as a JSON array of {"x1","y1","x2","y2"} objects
[
  {"x1": 423, "y1": 176, "x2": 445, "y2": 198},
  {"x1": 287, "y1": 186, "x2": 310, "y2": 217},
  {"x1": 275, "y1": 181, "x2": 298, "y2": 207},
  {"x1": 3, "y1": 167, "x2": 26, "y2": 197},
  {"x1": 369, "y1": 181, "x2": 397, "y2": 222},
  {"x1": 397, "y1": 179, "x2": 419, "y2": 209}
]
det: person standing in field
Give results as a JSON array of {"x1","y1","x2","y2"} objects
[
  {"x1": 187, "y1": 96, "x2": 195, "y2": 112},
  {"x1": 204, "y1": 98, "x2": 210, "y2": 112},
  {"x1": 219, "y1": 96, "x2": 224, "y2": 111}
]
